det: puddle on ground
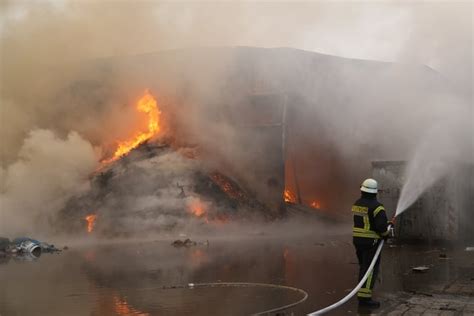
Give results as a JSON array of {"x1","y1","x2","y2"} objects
[{"x1": 1, "y1": 233, "x2": 471, "y2": 315}]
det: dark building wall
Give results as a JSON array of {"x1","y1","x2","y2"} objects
[{"x1": 218, "y1": 94, "x2": 286, "y2": 215}]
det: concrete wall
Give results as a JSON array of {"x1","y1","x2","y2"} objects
[{"x1": 372, "y1": 161, "x2": 473, "y2": 242}]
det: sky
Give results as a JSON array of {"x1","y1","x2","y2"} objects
[{"x1": 1, "y1": 1, "x2": 472, "y2": 97}]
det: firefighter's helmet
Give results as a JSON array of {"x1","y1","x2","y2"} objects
[{"x1": 361, "y1": 178, "x2": 378, "y2": 194}]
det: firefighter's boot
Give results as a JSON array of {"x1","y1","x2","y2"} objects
[{"x1": 358, "y1": 298, "x2": 380, "y2": 308}]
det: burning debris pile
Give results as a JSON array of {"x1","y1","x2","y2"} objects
[
  {"x1": 57, "y1": 91, "x2": 272, "y2": 236},
  {"x1": 59, "y1": 143, "x2": 272, "y2": 236},
  {"x1": 101, "y1": 89, "x2": 161, "y2": 165}
]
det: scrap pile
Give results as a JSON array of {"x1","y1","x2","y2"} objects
[
  {"x1": 58, "y1": 141, "x2": 271, "y2": 236},
  {"x1": 0, "y1": 237, "x2": 62, "y2": 261}
]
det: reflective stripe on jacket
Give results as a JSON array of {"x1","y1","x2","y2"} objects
[{"x1": 352, "y1": 195, "x2": 389, "y2": 241}]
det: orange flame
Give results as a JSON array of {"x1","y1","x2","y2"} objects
[
  {"x1": 188, "y1": 199, "x2": 206, "y2": 217},
  {"x1": 310, "y1": 200, "x2": 321, "y2": 209},
  {"x1": 187, "y1": 198, "x2": 229, "y2": 225},
  {"x1": 104, "y1": 90, "x2": 161, "y2": 163},
  {"x1": 85, "y1": 214, "x2": 97, "y2": 233},
  {"x1": 284, "y1": 189, "x2": 296, "y2": 203}
]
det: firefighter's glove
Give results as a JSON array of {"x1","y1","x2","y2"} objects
[{"x1": 388, "y1": 218, "x2": 396, "y2": 229}]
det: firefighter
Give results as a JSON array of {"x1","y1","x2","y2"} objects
[{"x1": 352, "y1": 178, "x2": 392, "y2": 308}]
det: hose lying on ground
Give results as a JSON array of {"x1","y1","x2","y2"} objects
[
  {"x1": 133, "y1": 282, "x2": 308, "y2": 315},
  {"x1": 189, "y1": 282, "x2": 308, "y2": 315}
]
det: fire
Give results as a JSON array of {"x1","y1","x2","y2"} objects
[
  {"x1": 310, "y1": 200, "x2": 321, "y2": 209},
  {"x1": 284, "y1": 189, "x2": 296, "y2": 203},
  {"x1": 186, "y1": 197, "x2": 229, "y2": 225},
  {"x1": 85, "y1": 214, "x2": 97, "y2": 233},
  {"x1": 188, "y1": 198, "x2": 206, "y2": 217},
  {"x1": 210, "y1": 172, "x2": 247, "y2": 201},
  {"x1": 104, "y1": 90, "x2": 161, "y2": 163}
]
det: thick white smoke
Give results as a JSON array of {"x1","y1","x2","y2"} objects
[{"x1": 0, "y1": 129, "x2": 97, "y2": 236}]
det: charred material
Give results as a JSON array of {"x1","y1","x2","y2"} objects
[{"x1": 57, "y1": 140, "x2": 273, "y2": 236}]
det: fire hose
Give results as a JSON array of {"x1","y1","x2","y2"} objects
[
  {"x1": 307, "y1": 223, "x2": 394, "y2": 315},
  {"x1": 187, "y1": 282, "x2": 308, "y2": 315},
  {"x1": 132, "y1": 282, "x2": 308, "y2": 315}
]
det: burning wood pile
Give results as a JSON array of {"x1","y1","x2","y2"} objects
[{"x1": 58, "y1": 90, "x2": 273, "y2": 236}]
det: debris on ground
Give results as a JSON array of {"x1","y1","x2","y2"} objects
[
  {"x1": 0, "y1": 237, "x2": 10, "y2": 252},
  {"x1": 12, "y1": 237, "x2": 61, "y2": 253},
  {"x1": 0, "y1": 236, "x2": 62, "y2": 261},
  {"x1": 438, "y1": 253, "x2": 448, "y2": 259},
  {"x1": 465, "y1": 246, "x2": 474, "y2": 251},
  {"x1": 412, "y1": 266, "x2": 430, "y2": 273},
  {"x1": 172, "y1": 238, "x2": 197, "y2": 247},
  {"x1": 171, "y1": 239, "x2": 209, "y2": 248}
]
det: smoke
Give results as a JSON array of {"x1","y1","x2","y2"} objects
[
  {"x1": 0, "y1": 1, "x2": 472, "y2": 235},
  {"x1": 1, "y1": 2, "x2": 471, "y2": 156},
  {"x1": 396, "y1": 96, "x2": 473, "y2": 215},
  {"x1": 94, "y1": 149, "x2": 206, "y2": 236},
  {"x1": 0, "y1": 129, "x2": 97, "y2": 236}
]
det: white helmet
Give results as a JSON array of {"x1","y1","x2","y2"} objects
[{"x1": 361, "y1": 178, "x2": 378, "y2": 194}]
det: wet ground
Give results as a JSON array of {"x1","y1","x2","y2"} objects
[{"x1": 1, "y1": 227, "x2": 473, "y2": 316}]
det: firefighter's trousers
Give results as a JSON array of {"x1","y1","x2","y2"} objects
[{"x1": 354, "y1": 241, "x2": 381, "y2": 300}]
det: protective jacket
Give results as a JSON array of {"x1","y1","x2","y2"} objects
[
  {"x1": 352, "y1": 192, "x2": 389, "y2": 245},
  {"x1": 352, "y1": 192, "x2": 390, "y2": 300}
]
